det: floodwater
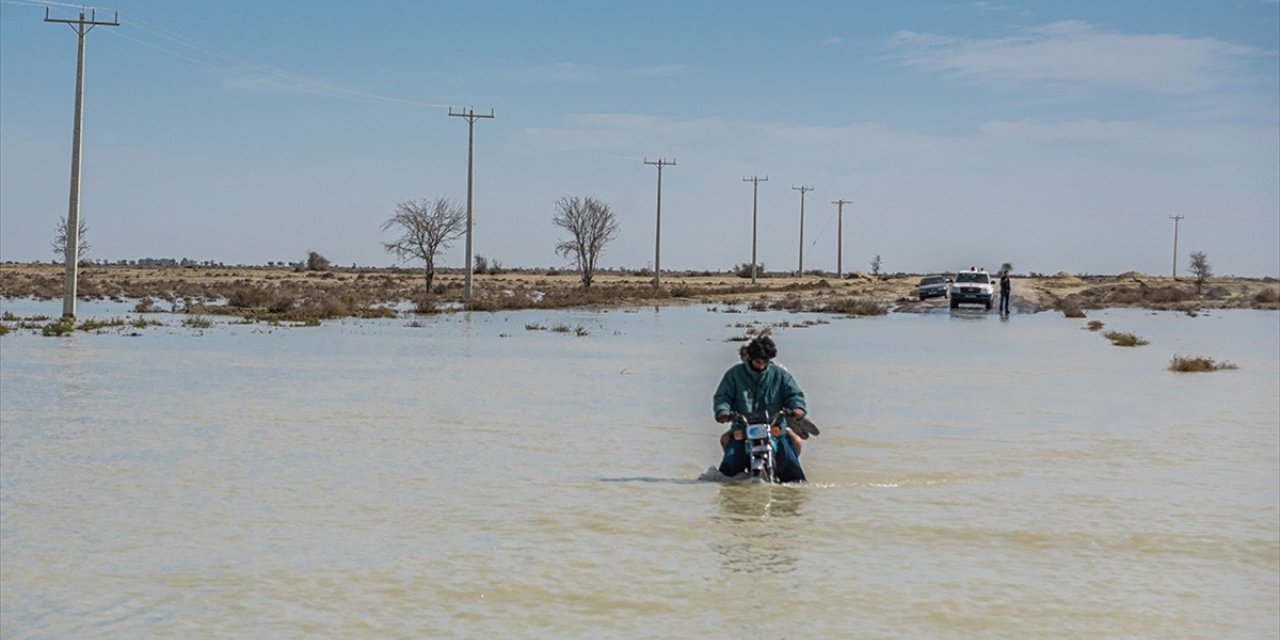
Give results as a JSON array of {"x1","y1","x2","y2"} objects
[{"x1": 1, "y1": 300, "x2": 1277, "y2": 639}]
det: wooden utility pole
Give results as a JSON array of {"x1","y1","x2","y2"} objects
[
  {"x1": 792, "y1": 185, "x2": 813, "y2": 276},
  {"x1": 833, "y1": 199, "x2": 852, "y2": 278},
  {"x1": 45, "y1": 7, "x2": 119, "y2": 319},
  {"x1": 1169, "y1": 215, "x2": 1184, "y2": 279},
  {"x1": 448, "y1": 107, "x2": 494, "y2": 300},
  {"x1": 743, "y1": 176, "x2": 768, "y2": 284},
  {"x1": 644, "y1": 158, "x2": 675, "y2": 288}
]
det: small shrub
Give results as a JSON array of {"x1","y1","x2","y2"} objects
[
  {"x1": 41, "y1": 317, "x2": 76, "y2": 337},
  {"x1": 1086, "y1": 320, "x2": 1104, "y2": 331},
  {"x1": 819, "y1": 298, "x2": 887, "y2": 316},
  {"x1": 1169, "y1": 355, "x2": 1238, "y2": 372},
  {"x1": 1104, "y1": 331, "x2": 1148, "y2": 347},
  {"x1": 0, "y1": 325, "x2": 9, "y2": 336},
  {"x1": 78, "y1": 317, "x2": 125, "y2": 332},
  {"x1": 182, "y1": 316, "x2": 213, "y2": 329},
  {"x1": 551, "y1": 324, "x2": 571, "y2": 333},
  {"x1": 574, "y1": 326, "x2": 589, "y2": 337},
  {"x1": 525, "y1": 323, "x2": 546, "y2": 331}
]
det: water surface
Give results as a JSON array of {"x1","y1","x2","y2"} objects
[{"x1": 2, "y1": 303, "x2": 1277, "y2": 638}]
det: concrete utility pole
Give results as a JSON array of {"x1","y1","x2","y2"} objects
[
  {"x1": 792, "y1": 185, "x2": 813, "y2": 276},
  {"x1": 743, "y1": 176, "x2": 768, "y2": 284},
  {"x1": 833, "y1": 200, "x2": 852, "y2": 278},
  {"x1": 1169, "y1": 215, "x2": 1184, "y2": 279},
  {"x1": 448, "y1": 106, "x2": 495, "y2": 300},
  {"x1": 644, "y1": 158, "x2": 675, "y2": 288},
  {"x1": 45, "y1": 7, "x2": 119, "y2": 319}
]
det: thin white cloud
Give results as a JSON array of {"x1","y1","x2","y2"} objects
[
  {"x1": 885, "y1": 20, "x2": 1260, "y2": 93},
  {"x1": 524, "y1": 113, "x2": 726, "y2": 154},
  {"x1": 509, "y1": 62, "x2": 696, "y2": 84}
]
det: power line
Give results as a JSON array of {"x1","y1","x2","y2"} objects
[
  {"x1": 644, "y1": 158, "x2": 675, "y2": 288},
  {"x1": 743, "y1": 176, "x2": 767, "y2": 284},
  {"x1": 832, "y1": 200, "x2": 852, "y2": 279},
  {"x1": 450, "y1": 107, "x2": 495, "y2": 301},
  {"x1": 792, "y1": 185, "x2": 813, "y2": 276},
  {"x1": 1170, "y1": 215, "x2": 1185, "y2": 278},
  {"x1": 44, "y1": 5, "x2": 118, "y2": 319},
  {"x1": 4, "y1": 0, "x2": 450, "y2": 109}
]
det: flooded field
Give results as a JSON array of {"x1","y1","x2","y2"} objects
[{"x1": 2, "y1": 301, "x2": 1277, "y2": 638}]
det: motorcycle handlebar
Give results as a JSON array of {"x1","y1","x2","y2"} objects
[{"x1": 725, "y1": 410, "x2": 791, "y2": 426}]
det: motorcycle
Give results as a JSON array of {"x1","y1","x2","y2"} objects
[{"x1": 728, "y1": 410, "x2": 789, "y2": 484}]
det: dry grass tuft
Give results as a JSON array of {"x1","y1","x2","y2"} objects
[
  {"x1": 1104, "y1": 331, "x2": 1149, "y2": 347},
  {"x1": 1169, "y1": 355, "x2": 1239, "y2": 372}
]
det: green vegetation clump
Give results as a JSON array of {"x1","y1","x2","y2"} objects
[
  {"x1": 41, "y1": 317, "x2": 76, "y2": 337},
  {"x1": 733, "y1": 263, "x2": 766, "y2": 279},
  {"x1": 1086, "y1": 320, "x2": 1104, "y2": 331},
  {"x1": 1104, "y1": 331, "x2": 1149, "y2": 347}
]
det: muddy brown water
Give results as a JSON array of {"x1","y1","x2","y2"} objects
[{"x1": 2, "y1": 300, "x2": 1277, "y2": 638}]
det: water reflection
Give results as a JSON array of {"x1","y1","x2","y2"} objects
[
  {"x1": 709, "y1": 484, "x2": 809, "y2": 575},
  {"x1": 948, "y1": 307, "x2": 993, "y2": 320}
]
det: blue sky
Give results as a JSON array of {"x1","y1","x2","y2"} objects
[{"x1": 2, "y1": 0, "x2": 1277, "y2": 276}]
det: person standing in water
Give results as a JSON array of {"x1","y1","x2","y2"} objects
[{"x1": 999, "y1": 270, "x2": 1012, "y2": 315}]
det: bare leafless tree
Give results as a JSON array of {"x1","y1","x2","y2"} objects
[
  {"x1": 553, "y1": 196, "x2": 618, "y2": 290},
  {"x1": 381, "y1": 198, "x2": 466, "y2": 292},
  {"x1": 51, "y1": 215, "x2": 90, "y2": 261},
  {"x1": 1189, "y1": 250, "x2": 1212, "y2": 294}
]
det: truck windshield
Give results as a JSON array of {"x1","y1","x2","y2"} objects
[{"x1": 956, "y1": 272, "x2": 988, "y2": 283}]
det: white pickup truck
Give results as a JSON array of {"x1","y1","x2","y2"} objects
[{"x1": 950, "y1": 269, "x2": 994, "y2": 310}]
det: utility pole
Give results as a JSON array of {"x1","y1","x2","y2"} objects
[
  {"x1": 743, "y1": 176, "x2": 768, "y2": 284},
  {"x1": 833, "y1": 200, "x2": 852, "y2": 278},
  {"x1": 644, "y1": 158, "x2": 675, "y2": 288},
  {"x1": 792, "y1": 185, "x2": 813, "y2": 277},
  {"x1": 45, "y1": 6, "x2": 118, "y2": 319},
  {"x1": 1169, "y1": 215, "x2": 1184, "y2": 279},
  {"x1": 448, "y1": 106, "x2": 494, "y2": 300}
]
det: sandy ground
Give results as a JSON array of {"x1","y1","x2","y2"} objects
[{"x1": 1, "y1": 262, "x2": 1276, "y2": 314}]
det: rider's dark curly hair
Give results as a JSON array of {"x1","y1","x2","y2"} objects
[{"x1": 745, "y1": 335, "x2": 777, "y2": 362}]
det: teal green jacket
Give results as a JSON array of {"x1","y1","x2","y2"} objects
[{"x1": 713, "y1": 362, "x2": 807, "y2": 427}]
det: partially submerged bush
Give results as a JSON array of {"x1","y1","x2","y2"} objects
[
  {"x1": 1169, "y1": 355, "x2": 1238, "y2": 372},
  {"x1": 817, "y1": 298, "x2": 886, "y2": 316},
  {"x1": 182, "y1": 316, "x2": 213, "y2": 329},
  {"x1": 1104, "y1": 331, "x2": 1149, "y2": 347},
  {"x1": 1086, "y1": 320, "x2": 1104, "y2": 331},
  {"x1": 40, "y1": 317, "x2": 76, "y2": 336}
]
